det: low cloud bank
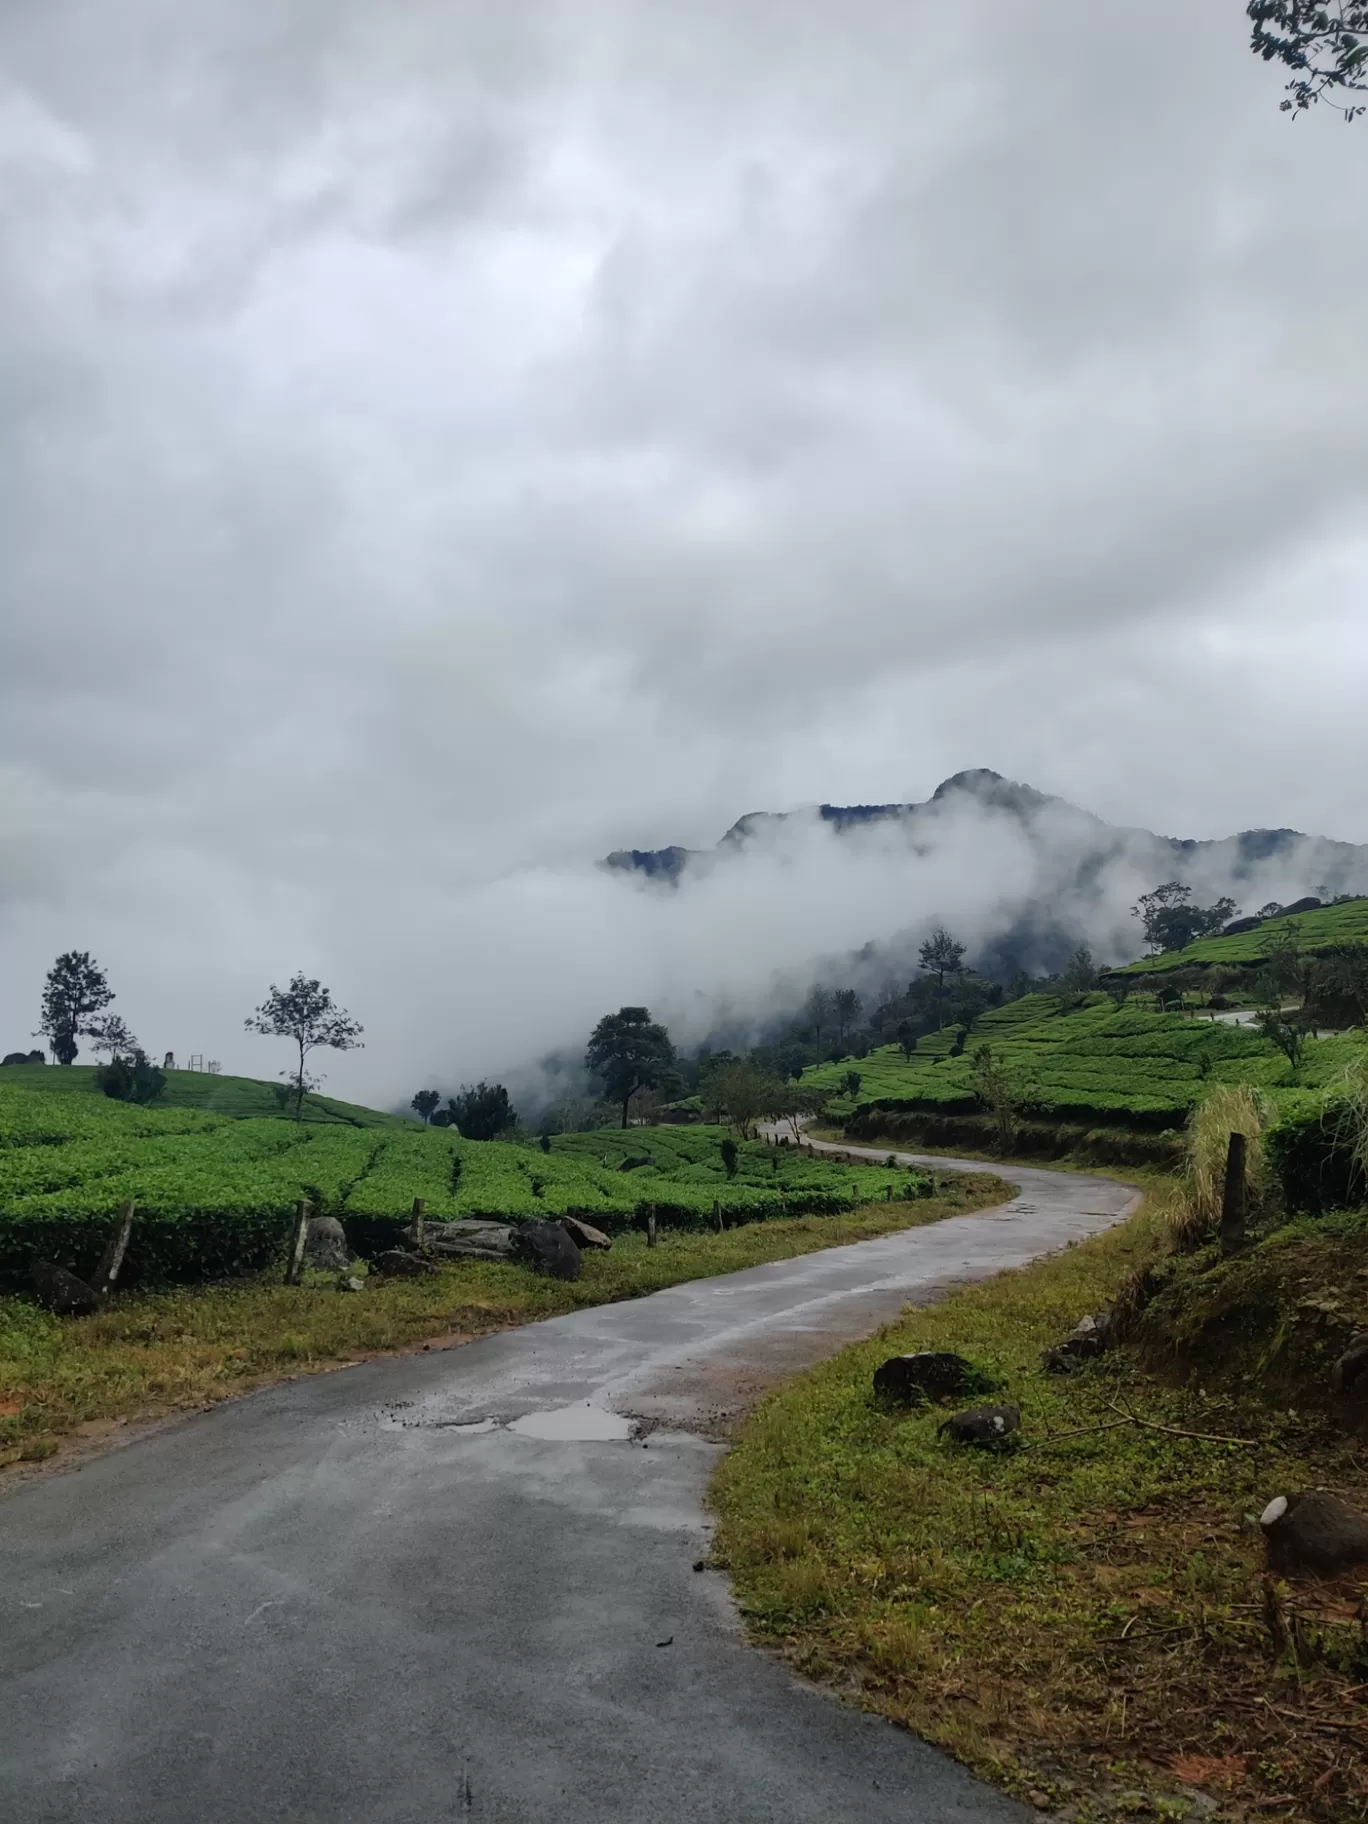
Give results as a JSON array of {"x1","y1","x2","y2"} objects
[{"x1": 5, "y1": 780, "x2": 1360, "y2": 1111}]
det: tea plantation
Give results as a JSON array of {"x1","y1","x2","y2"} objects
[
  {"x1": 804, "y1": 993, "x2": 1361, "y2": 1128},
  {"x1": 1114, "y1": 895, "x2": 1368, "y2": 977},
  {"x1": 0, "y1": 1077, "x2": 924, "y2": 1286}
]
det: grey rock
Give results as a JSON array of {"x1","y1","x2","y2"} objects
[
  {"x1": 336, "y1": 1275, "x2": 366, "y2": 1293},
  {"x1": 561, "y1": 1214, "x2": 612, "y2": 1252},
  {"x1": 1331, "y1": 1333, "x2": 1368, "y2": 1394},
  {"x1": 426, "y1": 1221, "x2": 514, "y2": 1259},
  {"x1": 371, "y1": 1249, "x2": 438, "y2": 1279},
  {"x1": 511, "y1": 1219, "x2": 582, "y2": 1281},
  {"x1": 1261, "y1": 1490, "x2": 1368, "y2": 1577},
  {"x1": 304, "y1": 1216, "x2": 351, "y2": 1274},
  {"x1": 1043, "y1": 1310, "x2": 1115, "y2": 1372},
  {"x1": 873, "y1": 1351, "x2": 976, "y2": 1406},
  {"x1": 31, "y1": 1259, "x2": 100, "y2": 1316},
  {"x1": 937, "y1": 1403, "x2": 1021, "y2": 1447}
]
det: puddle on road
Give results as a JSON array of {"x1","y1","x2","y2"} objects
[{"x1": 506, "y1": 1403, "x2": 636, "y2": 1441}]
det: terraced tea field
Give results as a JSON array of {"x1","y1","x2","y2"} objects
[
  {"x1": 805, "y1": 994, "x2": 1361, "y2": 1128},
  {"x1": 1114, "y1": 895, "x2": 1368, "y2": 977},
  {"x1": 0, "y1": 1079, "x2": 924, "y2": 1285}
]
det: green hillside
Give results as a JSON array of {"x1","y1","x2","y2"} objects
[
  {"x1": 804, "y1": 993, "x2": 1360, "y2": 1129},
  {"x1": 0, "y1": 1076, "x2": 926, "y2": 1286},
  {"x1": 1113, "y1": 895, "x2": 1368, "y2": 976},
  {"x1": 0, "y1": 1063, "x2": 408, "y2": 1127}
]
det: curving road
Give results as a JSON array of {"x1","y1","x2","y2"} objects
[{"x1": 0, "y1": 1152, "x2": 1138, "y2": 1824}]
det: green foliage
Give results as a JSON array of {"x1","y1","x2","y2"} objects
[
  {"x1": 447, "y1": 1081, "x2": 517, "y2": 1141},
  {"x1": 585, "y1": 1006, "x2": 677, "y2": 1127},
  {"x1": 410, "y1": 1089, "x2": 440, "y2": 1125},
  {"x1": 244, "y1": 972, "x2": 364, "y2": 1116},
  {"x1": 95, "y1": 1057, "x2": 166, "y2": 1105},
  {"x1": 1131, "y1": 882, "x2": 1238, "y2": 955},
  {"x1": 1115, "y1": 895, "x2": 1368, "y2": 976},
  {"x1": 0, "y1": 1080, "x2": 930, "y2": 1286},
  {"x1": 803, "y1": 994, "x2": 1325, "y2": 1129},
  {"x1": 1248, "y1": 1, "x2": 1368, "y2": 118},
  {"x1": 1265, "y1": 1092, "x2": 1367, "y2": 1214},
  {"x1": 719, "y1": 1136, "x2": 739, "y2": 1179},
  {"x1": 38, "y1": 951, "x2": 114, "y2": 1066}
]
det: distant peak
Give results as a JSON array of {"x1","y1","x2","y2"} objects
[{"x1": 930, "y1": 769, "x2": 1051, "y2": 816}]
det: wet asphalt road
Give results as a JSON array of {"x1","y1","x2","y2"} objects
[{"x1": 0, "y1": 1153, "x2": 1138, "y2": 1824}]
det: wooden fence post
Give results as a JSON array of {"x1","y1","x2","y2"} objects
[
  {"x1": 1219, "y1": 1132, "x2": 1247, "y2": 1254},
  {"x1": 646, "y1": 1204, "x2": 658, "y2": 1248},
  {"x1": 285, "y1": 1198, "x2": 312, "y2": 1285},
  {"x1": 93, "y1": 1200, "x2": 135, "y2": 1298},
  {"x1": 411, "y1": 1197, "x2": 426, "y2": 1250}
]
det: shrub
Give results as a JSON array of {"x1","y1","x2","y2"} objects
[{"x1": 1265, "y1": 1094, "x2": 1366, "y2": 1215}]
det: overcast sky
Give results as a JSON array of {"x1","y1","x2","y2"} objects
[{"x1": 2, "y1": 1, "x2": 1366, "y2": 1100}]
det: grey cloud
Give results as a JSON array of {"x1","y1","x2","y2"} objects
[{"x1": 0, "y1": 0, "x2": 1366, "y2": 1101}]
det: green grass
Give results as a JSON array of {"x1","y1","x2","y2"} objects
[
  {"x1": 0, "y1": 1062, "x2": 408, "y2": 1126},
  {"x1": 1116, "y1": 896, "x2": 1368, "y2": 977},
  {"x1": 0, "y1": 1170, "x2": 1007, "y2": 1472},
  {"x1": 711, "y1": 1194, "x2": 1368, "y2": 1823},
  {"x1": 804, "y1": 995, "x2": 1355, "y2": 1130}
]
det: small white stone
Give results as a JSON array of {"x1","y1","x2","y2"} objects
[
  {"x1": 1260, "y1": 1495, "x2": 1288, "y2": 1527},
  {"x1": 992, "y1": 1415, "x2": 1005, "y2": 1431}
]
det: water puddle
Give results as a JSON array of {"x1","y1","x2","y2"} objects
[{"x1": 506, "y1": 1403, "x2": 636, "y2": 1442}]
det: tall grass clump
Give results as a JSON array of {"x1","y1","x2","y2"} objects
[{"x1": 1170, "y1": 1082, "x2": 1270, "y2": 1252}]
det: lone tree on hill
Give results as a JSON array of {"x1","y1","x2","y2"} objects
[
  {"x1": 1131, "y1": 883, "x2": 1239, "y2": 954},
  {"x1": 918, "y1": 927, "x2": 966, "y2": 1031},
  {"x1": 1248, "y1": 2, "x2": 1367, "y2": 117},
  {"x1": 585, "y1": 1006, "x2": 676, "y2": 1128},
  {"x1": 37, "y1": 952, "x2": 115, "y2": 1065},
  {"x1": 411, "y1": 1089, "x2": 441, "y2": 1125},
  {"x1": 245, "y1": 973, "x2": 363, "y2": 1118},
  {"x1": 88, "y1": 1012, "x2": 140, "y2": 1062},
  {"x1": 448, "y1": 1081, "x2": 517, "y2": 1141},
  {"x1": 896, "y1": 1019, "x2": 918, "y2": 1063}
]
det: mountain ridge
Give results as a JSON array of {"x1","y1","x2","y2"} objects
[{"x1": 603, "y1": 769, "x2": 1367, "y2": 893}]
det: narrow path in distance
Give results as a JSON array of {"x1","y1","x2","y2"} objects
[{"x1": 1, "y1": 1152, "x2": 1140, "y2": 1824}]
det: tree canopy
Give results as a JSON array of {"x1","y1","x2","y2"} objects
[
  {"x1": 38, "y1": 952, "x2": 114, "y2": 1066},
  {"x1": 410, "y1": 1089, "x2": 441, "y2": 1125},
  {"x1": 1249, "y1": 2, "x2": 1367, "y2": 117},
  {"x1": 585, "y1": 1006, "x2": 676, "y2": 1129},
  {"x1": 447, "y1": 1081, "x2": 517, "y2": 1141},
  {"x1": 1131, "y1": 883, "x2": 1239, "y2": 954},
  {"x1": 244, "y1": 973, "x2": 363, "y2": 1117}
]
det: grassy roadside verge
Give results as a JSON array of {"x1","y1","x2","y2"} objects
[
  {"x1": 0, "y1": 1173, "x2": 1005, "y2": 1477},
  {"x1": 709, "y1": 1189, "x2": 1368, "y2": 1824}
]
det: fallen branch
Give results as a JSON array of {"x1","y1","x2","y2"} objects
[{"x1": 1106, "y1": 1396, "x2": 1256, "y2": 1448}]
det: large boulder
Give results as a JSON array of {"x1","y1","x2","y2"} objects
[
  {"x1": 938, "y1": 1403, "x2": 1021, "y2": 1447},
  {"x1": 371, "y1": 1249, "x2": 438, "y2": 1279},
  {"x1": 303, "y1": 1216, "x2": 351, "y2": 1274},
  {"x1": 873, "y1": 1351, "x2": 977, "y2": 1407},
  {"x1": 31, "y1": 1259, "x2": 100, "y2": 1316},
  {"x1": 561, "y1": 1214, "x2": 612, "y2": 1252},
  {"x1": 426, "y1": 1221, "x2": 515, "y2": 1261},
  {"x1": 512, "y1": 1219, "x2": 582, "y2": 1281},
  {"x1": 1261, "y1": 1491, "x2": 1368, "y2": 1577}
]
